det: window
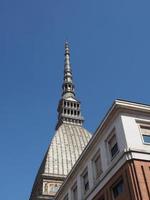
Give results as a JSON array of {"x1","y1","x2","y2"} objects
[
  {"x1": 108, "y1": 134, "x2": 119, "y2": 158},
  {"x1": 143, "y1": 135, "x2": 150, "y2": 143},
  {"x1": 63, "y1": 194, "x2": 68, "y2": 200},
  {"x1": 112, "y1": 179, "x2": 124, "y2": 199},
  {"x1": 92, "y1": 151, "x2": 102, "y2": 180},
  {"x1": 99, "y1": 195, "x2": 105, "y2": 200},
  {"x1": 49, "y1": 183, "x2": 60, "y2": 194},
  {"x1": 140, "y1": 125, "x2": 150, "y2": 144},
  {"x1": 82, "y1": 169, "x2": 89, "y2": 193},
  {"x1": 72, "y1": 184, "x2": 78, "y2": 200},
  {"x1": 44, "y1": 182, "x2": 48, "y2": 194},
  {"x1": 53, "y1": 184, "x2": 59, "y2": 193}
]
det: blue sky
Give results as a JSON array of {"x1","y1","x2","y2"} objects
[{"x1": 0, "y1": 0, "x2": 150, "y2": 199}]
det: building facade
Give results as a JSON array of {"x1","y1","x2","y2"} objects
[
  {"x1": 55, "y1": 100, "x2": 150, "y2": 200},
  {"x1": 29, "y1": 43, "x2": 91, "y2": 200}
]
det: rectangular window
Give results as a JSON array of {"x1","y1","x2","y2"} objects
[
  {"x1": 143, "y1": 135, "x2": 150, "y2": 143},
  {"x1": 112, "y1": 179, "x2": 124, "y2": 199},
  {"x1": 92, "y1": 151, "x2": 102, "y2": 180},
  {"x1": 108, "y1": 134, "x2": 119, "y2": 158},
  {"x1": 72, "y1": 183, "x2": 78, "y2": 200},
  {"x1": 63, "y1": 194, "x2": 68, "y2": 200},
  {"x1": 82, "y1": 169, "x2": 89, "y2": 193},
  {"x1": 99, "y1": 195, "x2": 105, "y2": 200},
  {"x1": 140, "y1": 125, "x2": 150, "y2": 144}
]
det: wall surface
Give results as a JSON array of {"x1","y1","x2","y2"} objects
[
  {"x1": 92, "y1": 160, "x2": 150, "y2": 200},
  {"x1": 55, "y1": 107, "x2": 150, "y2": 200},
  {"x1": 121, "y1": 113, "x2": 150, "y2": 152}
]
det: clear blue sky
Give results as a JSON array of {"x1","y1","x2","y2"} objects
[{"x1": 0, "y1": 0, "x2": 150, "y2": 199}]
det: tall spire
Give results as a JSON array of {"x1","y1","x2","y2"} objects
[
  {"x1": 56, "y1": 42, "x2": 84, "y2": 129},
  {"x1": 29, "y1": 42, "x2": 92, "y2": 200},
  {"x1": 62, "y1": 42, "x2": 75, "y2": 98}
]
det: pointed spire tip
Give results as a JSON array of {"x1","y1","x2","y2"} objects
[
  {"x1": 65, "y1": 41, "x2": 70, "y2": 56},
  {"x1": 65, "y1": 41, "x2": 69, "y2": 49},
  {"x1": 65, "y1": 41, "x2": 68, "y2": 45}
]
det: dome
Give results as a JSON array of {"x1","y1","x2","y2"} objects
[
  {"x1": 44, "y1": 124, "x2": 91, "y2": 176},
  {"x1": 30, "y1": 124, "x2": 91, "y2": 200}
]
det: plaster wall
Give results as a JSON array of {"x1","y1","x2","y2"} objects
[
  {"x1": 121, "y1": 114, "x2": 150, "y2": 152},
  {"x1": 98, "y1": 114, "x2": 127, "y2": 170},
  {"x1": 55, "y1": 110, "x2": 150, "y2": 200}
]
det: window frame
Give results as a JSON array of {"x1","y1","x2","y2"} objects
[
  {"x1": 63, "y1": 194, "x2": 69, "y2": 200},
  {"x1": 71, "y1": 182, "x2": 78, "y2": 200},
  {"x1": 106, "y1": 129, "x2": 119, "y2": 161},
  {"x1": 81, "y1": 167, "x2": 90, "y2": 194},
  {"x1": 99, "y1": 195, "x2": 105, "y2": 200},
  {"x1": 139, "y1": 123, "x2": 150, "y2": 145},
  {"x1": 142, "y1": 135, "x2": 150, "y2": 144},
  {"x1": 111, "y1": 178, "x2": 124, "y2": 199},
  {"x1": 92, "y1": 149, "x2": 103, "y2": 181},
  {"x1": 109, "y1": 136, "x2": 119, "y2": 158}
]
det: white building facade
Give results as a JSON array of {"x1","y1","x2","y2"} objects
[{"x1": 55, "y1": 100, "x2": 150, "y2": 200}]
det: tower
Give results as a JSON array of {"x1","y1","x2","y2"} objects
[{"x1": 29, "y1": 42, "x2": 92, "y2": 200}]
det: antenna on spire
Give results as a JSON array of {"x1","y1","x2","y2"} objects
[
  {"x1": 62, "y1": 42, "x2": 75, "y2": 98},
  {"x1": 64, "y1": 41, "x2": 71, "y2": 71}
]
